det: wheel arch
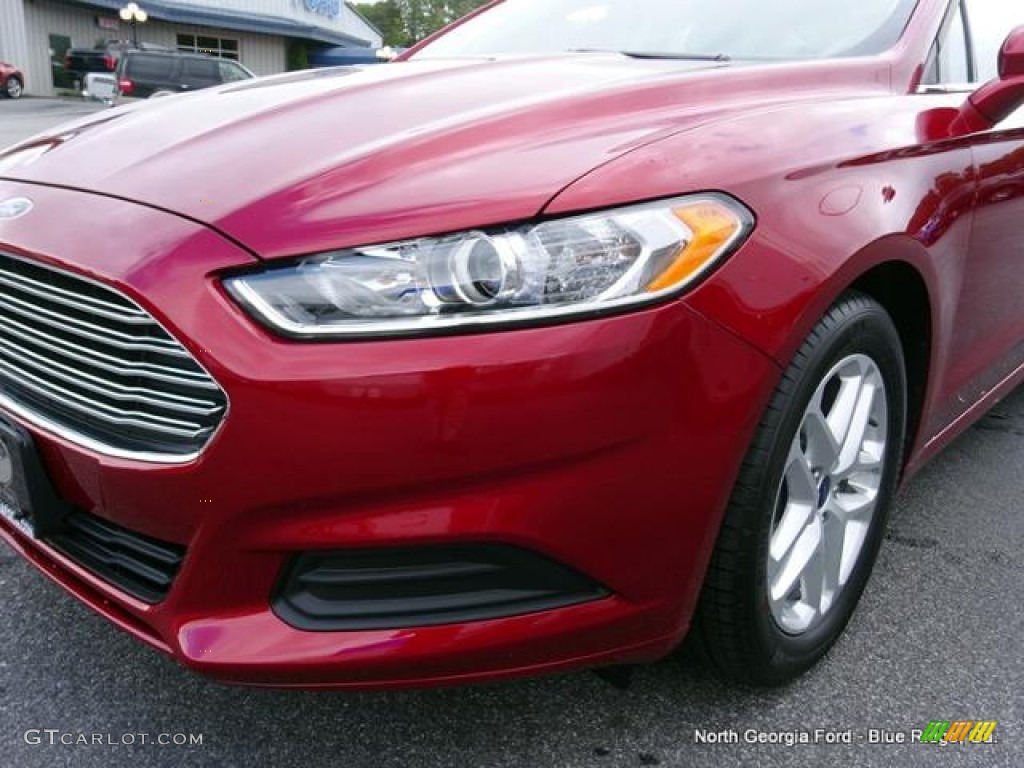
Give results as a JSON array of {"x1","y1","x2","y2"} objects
[
  {"x1": 848, "y1": 259, "x2": 933, "y2": 473},
  {"x1": 748, "y1": 234, "x2": 943, "y2": 477}
]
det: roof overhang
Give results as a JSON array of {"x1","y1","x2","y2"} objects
[{"x1": 63, "y1": 0, "x2": 373, "y2": 47}]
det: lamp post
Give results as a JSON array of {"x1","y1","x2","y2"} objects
[{"x1": 119, "y1": 3, "x2": 148, "y2": 47}]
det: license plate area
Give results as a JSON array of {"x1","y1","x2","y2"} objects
[{"x1": 0, "y1": 416, "x2": 69, "y2": 538}]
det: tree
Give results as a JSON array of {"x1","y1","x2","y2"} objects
[
  {"x1": 352, "y1": 1, "x2": 408, "y2": 47},
  {"x1": 353, "y1": 0, "x2": 492, "y2": 49},
  {"x1": 392, "y1": 0, "x2": 492, "y2": 45},
  {"x1": 286, "y1": 39, "x2": 310, "y2": 71}
]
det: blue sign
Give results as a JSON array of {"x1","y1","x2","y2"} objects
[{"x1": 304, "y1": 0, "x2": 340, "y2": 19}]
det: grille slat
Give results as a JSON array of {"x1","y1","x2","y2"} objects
[
  {"x1": 0, "y1": 313, "x2": 219, "y2": 390},
  {"x1": 0, "y1": 334, "x2": 224, "y2": 416},
  {"x1": 54, "y1": 535, "x2": 177, "y2": 589},
  {"x1": 297, "y1": 561, "x2": 504, "y2": 587},
  {"x1": 0, "y1": 292, "x2": 187, "y2": 357},
  {"x1": 65, "y1": 512, "x2": 184, "y2": 568},
  {"x1": 0, "y1": 252, "x2": 227, "y2": 459},
  {"x1": 0, "y1": 356, "x2": 212, "y2": 438},
  {"x1": 0, "y1": 271, "x2": 153, "y2": 325}
]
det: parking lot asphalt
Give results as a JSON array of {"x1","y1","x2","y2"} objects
[
  {"x1": 0, "y1": 97, "x2": 107, "y2": 149},
  {"x1": 0, "y1": 99, "x2": 1021, "y2": 768}
]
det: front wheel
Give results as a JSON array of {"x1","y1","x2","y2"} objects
[
  {"x1": 3, "y1": 76, "x2": 23, "y2": 99},
  {"x1": 692, "y1": 292, "x2": 907, "y2": 685}
]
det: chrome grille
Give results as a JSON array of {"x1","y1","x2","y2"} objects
[{"x1": 0, "y1": 252, "x2": 227, "y2": 462}]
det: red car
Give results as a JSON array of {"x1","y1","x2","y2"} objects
[
  {"x1": 0, "y1": 63, "x2": 24, "y2": 99},
  {"x1": 0, "y1": 0, "x2": 1022, "y2": 690}
]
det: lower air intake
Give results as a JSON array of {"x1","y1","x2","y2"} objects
[
  {"x1": 46, "y1": 511, "x2": 186, "y2": 603},
  {"x1": 273, "y1": 544, "x2": 610, "y2": 631}
]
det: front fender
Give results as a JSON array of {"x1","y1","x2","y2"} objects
[{"x1": 543, "y1": 95, "x2": 976, "y2": 372}]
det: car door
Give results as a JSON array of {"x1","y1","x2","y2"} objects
[
  {"x1": 925, "y1": 0, "x2": 1024, "y2": 434},
  {"x1": 960, "y1": 0, "x2": 1024, "y2": 371}
]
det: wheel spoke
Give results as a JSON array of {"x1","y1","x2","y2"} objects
[
  {"x1": 785, "y1": 443, "x2": 819, "y2": 504},
  {"x1": 832, "y1": 480, "x2": 878, "y2": 523},
  {"x1": 802, "y1": 401, "x2": 840, "y2": 473},
  {"x1": 770, "y1": 446, "x2": 817, "y2": 562},
  {"x1": 834, "y1": 372, "x2": 881, "y2": 477},
  {"x1": 820, "y1": 511, "x2": 845, "y2": 610},
  {"x1": 825, "y1": 370, "x2": 863, "y2": 453},
  {"x1": 839, "y1": 520, "x2": 870, "y2": 586},
  {"x1": 770, "y1": 515, "x2": 821, "y2": 602},
  {"x1": 838, "y1": 444, "x2": 884, "y2": 482},
  {"x1": 799, "y1": 538, "x2": 826, "y2": 616},
  {"x1": 770, "y1": 496, "x2": 815, "y2": 567}
]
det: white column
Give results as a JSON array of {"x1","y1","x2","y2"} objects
[{"x1": 0, "y1": 2, "x2": 32, "y2": 80}]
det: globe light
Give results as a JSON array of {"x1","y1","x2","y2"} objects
[{"x1": 119, "y1": 3, "x2": 148, "y2": 45}]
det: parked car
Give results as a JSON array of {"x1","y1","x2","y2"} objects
[
  {"x1": 82, "y1": 72, "x2": 117, "y2": 105},
  {"x1": 64, "y1": 41, "x2": 132, "y2": 84},
  {"x1": 0, "y1": 0, "x2": 1022, "y2": 691},
  {"x1": 63, "y1": 41, "x2": 170, "y2": 84},
  {"x1": 0, "y1": 62, "x2": 24, "y2": 99},
  {"x1": 115, "y1": 50, "x2": 254, "y2": 99}
]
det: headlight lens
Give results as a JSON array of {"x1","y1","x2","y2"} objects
[{"x1": 224, "y1": 194, "x2": 753, "y2": 339}]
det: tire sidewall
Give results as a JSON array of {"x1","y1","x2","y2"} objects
[{"x1": 750, "y1": 300, "x2": 907, "y2": 681}]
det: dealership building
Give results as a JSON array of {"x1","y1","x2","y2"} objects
[{"x1": 0, "y1": 0, "x2": 382, "y2": 96}]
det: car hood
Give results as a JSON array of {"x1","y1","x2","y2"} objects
[{"x1": 0, "y1": 56, "x2": 887, "y2": 259}]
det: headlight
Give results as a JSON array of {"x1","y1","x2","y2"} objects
[{"x1": 224, "y1": 194, "x2": 753, "y2": 339}]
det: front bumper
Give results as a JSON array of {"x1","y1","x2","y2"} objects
[{"x1": 0, "y1": 180, "x2": 780, "y2": 688}]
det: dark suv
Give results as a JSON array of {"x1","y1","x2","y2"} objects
[
  {"x1": 117, "y1": 51, "x2": 253, "y2": 99},
  {"x1": 65, "y1": 41, "x2": 172, "y2": 85}
]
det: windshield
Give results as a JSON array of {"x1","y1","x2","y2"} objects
[{"x1": 412, "y1": 0, "x2": 920, "y2": 61}]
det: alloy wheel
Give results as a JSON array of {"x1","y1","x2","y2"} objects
[{"x1": 766, "y1": 354, "x2": 889, "y2": 635}]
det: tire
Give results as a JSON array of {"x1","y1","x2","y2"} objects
[
  {"x1": 692, "y1": 291, "x2": 907, "y2": 685},
  {"x1": 4, "y1": 76, "x2": 23, "y2": 99}
]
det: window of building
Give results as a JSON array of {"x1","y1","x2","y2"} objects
[{"x1": 176, "y1": 34, "x2": 240, "y2": 61}]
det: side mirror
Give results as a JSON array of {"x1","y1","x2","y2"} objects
[{"x1": 951, "y1": 26, "x2": 1024, "y2": 135}]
